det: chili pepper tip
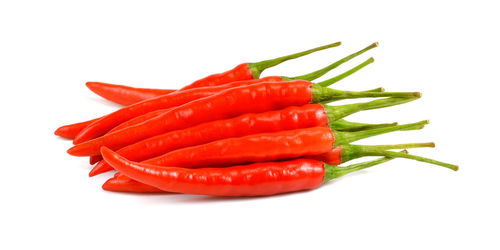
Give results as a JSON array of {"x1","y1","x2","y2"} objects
[
  {"x1": 89, "y1": 167, "x2": 101, "y2": 177},
  {"x1": 102, "y1": 177, "x2": 118, "y2": 191},
  {"x1": 54, "y1": 128, "x2": 63, "y2": 137}
]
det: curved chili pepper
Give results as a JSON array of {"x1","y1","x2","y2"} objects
[
  {"x1": 89, "y1": 98, "x2": 416, "y2": 176},
  {"x1": 85, "y1": 82, "x2": 176, "y2": 106},
  {"x1": 102, "y1": 142, "x2": 449, "y2": 193},
  {"x1": 54, "y1": 118, "x2": 99, "y2": 140},
  {"x1": 101, "y1": 146, "x2": 456, "y2": 196},
  {"x1": 73, "y1": 49, "x2": 377, "y2": 144},
  {"x1": 68, "y1": 80, "x2": 419, "y2": 156},
  {"x1": 100, "y1": 147, "x2": 388, "y2": 196},
  {"x1": 179, "y1": 41, "x2": 341, "y2": 90}
]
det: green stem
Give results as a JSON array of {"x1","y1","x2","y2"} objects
[
  {"x1": 330, "y1": 119, "x2": 397, "y2": 132},
  {"x1": 333, "y1": 120, "x2": 429, "y2": 146},
  {"x1": 322, "y1": 97, "x2": 420, "y2": 122},
  {"x1": 324, "y1": 153, "x2": 403, "y2": 182},
  {"x1": 341, "y1": 143, "x2": 435, "y2": 162},
  {"x1": 312, "y1": 84, "x2": 420, "y2": 103},
  {"x1": 317, "y1": 57, "x2": 374, "y2": 87},
  {"x1": 341, "y1": 145, "x2": 458, "y2": 171},
  {"x1": 316, "y1": 87, "x2": 385, "y2": 104},
  {"x1": 247, "y1": 41, "x2": 341, "y2": 78},
  {"x1": 285, "y1": 42, "x2": 378, "y2": 81}
]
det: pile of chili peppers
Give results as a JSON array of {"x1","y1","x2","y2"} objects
[{"x1": 55, "y1": 42, "x2": 458, "y2": 197}]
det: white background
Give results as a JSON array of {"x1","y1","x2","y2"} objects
[{"x1": 1, "y1": 1, "x2": 499, "y2": 249}]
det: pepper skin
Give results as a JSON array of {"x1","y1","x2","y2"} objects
[
  {"x1": 68, "y1": 81, "x2": 419, "y2": 157},
  {"x1": 104, "y1": 172, "x2": 166, "y2": 193},
  {"x1": 86, "y1": 82, "x2": 176, "y2": 106},
  {"x1": 89, "y1": 155, "x2": 102, "y2": 165},
  {"x1": 108, "y1": 109, "x2": 171, "y2": 134},
  {"x1": 101, "y1": 147, "x2": 402, "y2": 196}
]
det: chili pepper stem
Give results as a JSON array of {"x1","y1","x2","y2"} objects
[
  {"x1": 312, "y1": 85, "x2": 420, "y2": 103},
  {"x1": 247, "y1": 41, "x2": 341, "y2": 78},
  {"x1": 317, "y1": 57, "x2": 375, "y2": 87},
  {"x1": 341, "y1": 143, "x2": 435, "y2": 162},
  {"x1": 323, "y1": 97, "x2": 420, "y2": 123},
  {"x1": 341, "y1": 145, "x2": 458, "y2": 171},
  {"x1": 285, "y1": 42, "x2": 378, "y2": 82},
  {"x1": 330, "y1": 119, "x2": 397, "y2": 132},
  {"x1": 316, "y1": 87, "x2": 386, "y2": 105},
  {"x1": 366, "y1": 87, "x2": 384, "y2": 92},
  {"x1": 323, "y1": 151, "x2": 404, "y2": 182},
  {"x1": 332, "y1": 120, "x2": 429, "y2": 146}
]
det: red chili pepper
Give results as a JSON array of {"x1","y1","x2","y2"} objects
[
  {"x1": 178, "y1": 41, "x2": 342, "y2": 90},
  {"x1": 85, "y1": 82, "x2": 176, "y2": 106},
  {"x1": 54, "y1": 118, "x2": 100, "y2": 140},
  {"x1": 138, "y1": 121, "x2": 430, "y2": 168},
  {"x1": 88, "y1": 43, "x2": 378, "y2": 106},
  {"x1": 102, "y1": 143, "x2": 431, "y2": 193},
  {"x1": 108, "y1": 86, "x2": 388, "y2": 135},
  {"x1": 101, "y1": 146, "x2": 456, "y2": 196},
  {"x1": 89, "y1": 98, "x2": 416, "y2": 176},
  {"x1": 103, "y1": 142, "x2": 456, "y2": 193},
  {"x1": 72, "y1": 48, "x2": 378, "y2": 144},
  {"x1": 68, "y1": 79, "x2": 419, "y2": 157}
]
